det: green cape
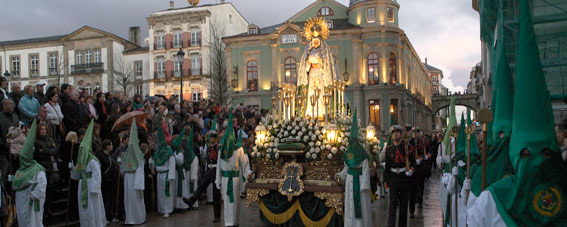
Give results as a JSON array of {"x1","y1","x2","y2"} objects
[
  {"x1": 344, "y1": 110, "x2": 367, "y2": 168},
  {"x1": 13, "y1": 120, "x2": 45, "y2": 189},
  {"x1": 75, "y1": 120, "x2": 100, "y2": 208},
  {"x1": 443, "y1": 96, "x2": 457, "y2": 157},
  {"x1": 124, "y1": 118, "x2": 145, "y2": 172},
  {"x1": 172, "y1": 127, "x2": 187, "y2": 154},
  {"x1": 487, "y1": 1, "x2": 567, "y2": 225},
  {"x1": 220, "y1": 110, "x2": 237, "y2": 161},
  {"x1": 153, "y1": 123, "x2": 174, "y2": 166}
]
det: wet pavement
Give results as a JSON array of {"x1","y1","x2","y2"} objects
[{"x1": 111, "y1": 169, "x2": 443, "y2": 227}]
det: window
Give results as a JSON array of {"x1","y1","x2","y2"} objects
[
  {"x1": 85, "y1": 50, "x2": 92, "y2": 65},
  {"x1": 248, "y1": 27, "x2": 257, "y2": 34},
  {"x1": 157, "y1": 57, "x2": 165, "y2": 78},
  {"x1": 11, "y1": 56, "x2": 20, "y2": 76},
  {"x1": 135, "y1": 61, "x2": 143, "y2": 79},
  {"x1": 191, "y1": 54, "x2": 201, "y2": 75},
  {"x1": 284, "y1": 57, "x2": 297, "y2": 85},
  {"x1": 76, "y1": 51, "x2": 82, "y2": 65},
  {"x1": 174, "y1": 59, "x2": 181, "y2": 77},
  {"x1": 387, "y1": 7, "x2": 394, "y2": 23},
  {"x1": 369, "y1": 99, "x2": 380, "y2": 129},
  {"x1": 95, "y1": 83, "x2": 101, "y2": 91},
  {"x1": 327, "y1": 21, "x2": 333, "y2": 29},
  {"x1": 157, "y1": 32, "x2": 165, "y2": 49},
  {"x1": 136, "y1": 85, "x2": 142, "y2": 95},
  {"x1": 94, "y1": 49, "x2": 101, "y2": 63},
  {"x1": 192, "y1": 92, "x2": 202, "y2": 102},
  {"x1": 318, "y1": 7, "x2": 333, "y2": 16},
  {"x1": 390, "y1": 99, "x2": 398, "y2": 125},
  {"x1": 432, "y1": 75, "x2": 438, "y2": 83},
  {"x1": 367, "y1": 53, "x2": 379, "y2": 85},
  {"x1": 174, "y1": 30, "x2": 182, "y2": 48},
  {"x1": 50, "y1": 53, "x2": 58, "y2": 75},
  {"x1": 389, "y1": 53, "x2": 397, "y2": 84},
  {"x1": 191, "y1": 28, "x2": 200, "y2": 46},
  {"x1": 367, "y1": 7, "x2": 376, "y2": 23},
  {"x1": 247, "y1": 60, "x2": 258, "y2": 91},
  {"x1": 86, "y1": 83, "x2": 92, "y2": 95},
  {"x1": 30, "y1": 55, "x2": 39, "y2": 76},
  {"x1": 229, "y1": 15, "x2": 233, "y2": 24},
  {"x1": 433, "y1": 86, "x2": 438, "y2": 94}
]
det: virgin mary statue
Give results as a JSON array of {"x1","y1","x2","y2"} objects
[{"x1": 297, "y1": 17, "x2": 339, "y2": 119}]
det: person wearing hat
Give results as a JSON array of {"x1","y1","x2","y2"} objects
[
  {"x1": 335, "y1": 110, "x2": 373, "y2": 227},
  {"x1": 34, "y1": 81, "x2": 47, "y2": 105},
  {"x1": 151, "y1": 123, "x2": 177, "y2": 218},
  {"x1": 183, "y1": 125, "x2": 222, "y2": 223},
  {"x1": 11, "y1": 120, "x2": 47, "y2": 227},
  {"x1": 69, "y1": 120, "x2": 107, "y2": 227},
  {"x1": 384, "y1": 124, "x2": 416, "y2": 227},
  {"x1": 122, "y1": 119, "x2": 146, "y2": 225}
]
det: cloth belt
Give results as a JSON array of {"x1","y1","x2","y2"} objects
[
  {"x1": 207, "y1": 164, "x2": 217, "y2": 169},
  {"x1": 221, "y1": 170, "x2": 239, "y2": 203},
  {"x1": 347, "y1": 167, "x2": 362, "y2": 219},
  {"x1": 176, "y1": 165, "x2": 185, "y2": 197},
  {"x1": 390, "y1": 167, "x2": 406, "y2": 174},
  {"x1": 15, "y1": 183, "x2": 41, "y2": 212},
  {"x1": 79, "y1": 172, "x2": 93, "y2": 209}
]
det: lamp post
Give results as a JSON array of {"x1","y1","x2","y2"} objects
[
  {"x1": 176, "y1": 48, "x2": 185, "y2": 102},
  {"x1": 3, "y1": 70, "x2": 10, "y2": 78}
]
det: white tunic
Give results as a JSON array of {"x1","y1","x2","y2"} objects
[
  {"x1": 124, "y1": 161, "x2": 146, "y2": 225},
  {"x1": 186, "y1": 157, "x2": 199, "y2": 208},
  {"x1": 71, "y1": 159, "x2": 107, "y2": 227},
  {"x1": 215, "y1": 147, "x2": 252, "y2": 226},
  {"x1": 467, "y1": 190, "x2": 506, "y2": 227},
  {"x1": 155, "y1": 156, "x2": 176, "y2": 214},
  {"x1": 15, "y1": 171, "x2": 47, "y2": 227},
  {"x1": 173, "y1": 153, "x2": 189, "y2": 209},
  {"x1": 337, "y1": 159, "x2": 372, "y2": 227}
]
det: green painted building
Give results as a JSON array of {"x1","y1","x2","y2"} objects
[{"x1": 224, "y1": 0, "x2": 435, "y2": 132}]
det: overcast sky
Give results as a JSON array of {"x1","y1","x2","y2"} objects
[{"x1": 0, "y1": 0, "x2": 479, "y2": 92}]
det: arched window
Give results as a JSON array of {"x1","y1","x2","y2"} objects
[
  {"x1": 317, "y1": 7, "x2": 333, "y2": 16},
  {"x1": 284, "y1": 57, "x2": 297, "y2": 85},
  {"x1": 247, "y1": 60, "x2": 258, "y2": 91},
  {"x1": 86, "y1": 83, "x2": 92, "y2": 95},
  {"x1": 367, "y1": 53, "x2": 379, "y2": 85},
  {"x1": 389, "y1": 53, "x2": 397, "y2": 85}
]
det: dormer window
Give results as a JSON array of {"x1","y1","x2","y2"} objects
[
  {"x1": 248, "y1": 25, "x2": 259, "y2": 35},
  {"x1": 318, "y1": 7, "x2": 333, "y2": 17}
]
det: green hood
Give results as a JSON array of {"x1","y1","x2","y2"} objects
[
  {"x1": 443, "y1": 96, "x2": 457, "y2": 156},
  {"x1": 488, "y1": 0, "x2": 567, "y2": 225},
  {"x1": 124, "y1": 118, "x2": 145, "y2": 172},
  {"x1": 13, "y1": 120, "x2": 45, "y2": 189},
  {"x1": 153, "y1": 123, "x2": 174, "y2": 166},
  {"x1": 220, "y1": 110, "x2": 237, "y2": 161},
  {"x1": 172, "y1": 127, "x2": 187, "y2": 153},
  {"x1": 343, "y1": 110, "x2": 367, "y2": 168},
  {"x1": 75, "y1": 120, "x2": 99, "y2": 208},
  {"x1": 184, "y1": 127, "x2": 196, "y2": 169},
  {"x1": 455, "y1": 113, "x2": 467, "y2": 184}
]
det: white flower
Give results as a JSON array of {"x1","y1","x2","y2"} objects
[
  {"x1": 291, "y1": 130, "x2": 296, "y2": 135},
  {"x1": 340, "y1": 146, "x2": 346, "y2": 151},
  {"x1": 299, "y1": 122, "x2": 305, "y2": 127},
  {"x1": 309, "y1": 131, "x2": 314, "y2": 136},
  {"x1": 327, "y1": 154, "x2": 333, "y2": 159},
  {"x1": 322, "y1": 128, "x2": 326, "y2": 134},
  {"x1": 320, "y1": 145, "x2": 325, "y2": 151},
  {"x1": 331, "y1": 147, "x2": 338, "y2": 154},
  {"x1": 275, "y1": 153, "x2": 280, "y2": 159},
  {"x1": 311, "y1": 153, "x2": 317, "y2": 159},
  {"x1": 294, "y1": 126, "x2": 299, "y2": 131},
  {"x1": 274, "y1": 138, "x2": 279, "y2": 143},
  {"x1": 315, "y1": 130, "x2": 321, "y2": 135},
  {"x1": 295, "y1": 117, "x2": 301, "y2": 121},
  {"x1": 318, "y1": 135, "x2": 323, "y2": 140},
  {"x1": 267, "y1": 148, "x2": 272, "y2": 153},
  {"x1": 269, "y1": 142, "x2": 274, "y2": 148},
  {"x1": 310, "y1": 148, "x2": 315, "y2": 153},
  {"x1": 278, "y1": 133, "x2": 283, "y2": 138},
  {"x1": 253, "y1": 147, "x2": 258, "y2": 152},
  {"x1": 311, "y1": 135, "x2": 317, "y2": 141},
  {"x1": 315, "y1": 148, "x2": 320, "y2": 153},
  {"x1": 308, "y1": 142, "x2": 314, "y2": 147},
  {"x1": 258, "y1": 143, "x2": 264, "y2": 148},
  {"x1": 306, "y1": 152, "x2": 311, "y2": 157},
  {"x1": 316, "y1": 141, "x2": 321, "y2": 146},
  {"x1": 302, "y1": 128, "x2": 307, "y2": 132},
  {"x1": 338, "y1": 137, "x2": 342, "y2": 143},
  {"x1": 298, "y1": 131, "x2": 303, "y2": 137},
  {"x1": 274, "y1": 141, "x2": 279, "y2": 147},
  {"x1": 287, "y1": 126, "x2": 292, "y2": 130},
  {"x1": 284, "y1": 131, "x2": 289, "y2": 137},
  {"x1": 326, "y1": 145, "x2": 332, "y2": 150},
  {"x1": 292, "y1": 122, "x2": 297, "y2": 127},
  {"x1": 304, "y1": 136, "x2": 310, "y2": 142},
  {"x1": 264, "y1": 143, "x2": 270, "y2": 148},
  {"x1": 308, "y1": 125, "x2": 313, "y2": 130},
  {"x1": 256, "y1": 152, "x2": 262, "y2": 157}
]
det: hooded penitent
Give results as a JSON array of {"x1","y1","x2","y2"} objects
[
  {"x1": 75, "y1": 120, "x2": 99, "y2": 208},
  {"x1": 220, "y1": 110, "x2": 236, "y2": 161},
  {"x1": 153, "y1": 123, "x2": 174, "y2": 166},
  {"x1": 124, "y1": 118, "x2": 145, "y2": 172},
  {"x1": 13, "y1": 119, "x2": 45, "y2": 212},
  {"x1": 487, "y1": 0, "x2": 566, "y2": 225},
  {"x1": 343, "y1": 110, "x2": 367, "y2": 219},
  {"x1": 455, "y1": 113, "x2": 467, "y2": 185},
  {"x1": 171, "y1": 127, "x2": 186, "y2": 197}
]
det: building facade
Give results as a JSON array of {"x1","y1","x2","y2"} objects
[
  {"x1": 424, "y1": 59, "x2": 448, "y2": 130},
  {"x1": 146, "y1": 2, "x2": 248, "y2": 101},
  {"x1": 473, "y1": 0, "x2": 567, "y2": 122},
  {"x1": 0, "y1": 26, "x2": 139, "y2": 95},
  {"x1": 224, "y1": 0, "x2": 434, "y2": 132}
]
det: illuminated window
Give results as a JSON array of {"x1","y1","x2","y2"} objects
[
  {"x1": 389, "y1": 53, "x2": 397, "y2": 84},
  {"x1": 367, "y1": 53, "x2": 379, "y2": 85},
  {"x1": 247, "y1": 60, "x2": 258, "y2": 91},
  {"x1": 369, "y1": 99, "x2": 380, "y2": 128},
  {"x1": 387, "y1": 8, "x2": 394, "y2": 23},
  {"x1": 367, "y1": 7, "x2": 376, "y2": 23},
  {"x1": 284, "y1": 57, "x2": 297, "y2": 85},
  {"x1": 390, "y1": 99, "x2": 398, "y2": 125}
]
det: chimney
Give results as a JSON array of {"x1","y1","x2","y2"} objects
[
  {"x1": 169, "y1": 1, "x2": 174, "y2": 9},
  {"x1": 425, "y1": 57, "x2": 428, "y2": 65},
  {"x1": 129, "y1": 26, "x2": 140, "y2": 46},
  {"x1": 220, "y1": 0, "x2": 225, "y2": 3}
]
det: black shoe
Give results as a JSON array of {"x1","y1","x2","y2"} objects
[
  {"x1": 183, "y1": 197, "x2": 196, "y2": 207},
  {"x1": 190, "y1": 207, "x2": 199, "y2": 210},
  {"x1": 213, "y1": 218, "x2": 221, "y2": 223}
]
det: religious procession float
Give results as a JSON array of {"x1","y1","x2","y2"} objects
[{"x1": 246, "y1": 17, "x2": 382, "y2": 226}]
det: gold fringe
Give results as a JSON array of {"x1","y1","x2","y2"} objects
[{"x1": 259, "y1": 200, "x2": 336, "y2": 226}]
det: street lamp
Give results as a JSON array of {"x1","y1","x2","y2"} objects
[
  {"x1": 3, "y1": 70, "x2": 10, "y2": 78},
  {"x1": 366, "y1": 123, "x2": 376, "y2": 141},
  {"x1": 176, "y1": 48, "x2": 185, "y2": 102},
  {"x1": 255, "y1": 123, "x2": 267, "y2": 145},
  {"x1": 343, "y1": 59, "x2": 350, "y2": 83}
]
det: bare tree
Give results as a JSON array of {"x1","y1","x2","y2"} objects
[
  {"x1": 113, "y1": 56, "x2": 133, "y2": 97},
  {"x1": 208, "y1": 22, "x2": 229, "y2": 106}
]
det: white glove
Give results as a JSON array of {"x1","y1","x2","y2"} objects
[
  {"x1": 424, "y1": 154, "x2": 429, "y2": 160},
  {"x1": 458, "y1": 160, "x2": 466, "y2": 167},
  {"x1": 216, "y1": 183, "x2": 221, "y2": 190},
  {"x1": 463, "y1": 178, "x2": 472, "y2": 191},
  {"x1": 380, "y1": 162, "x2": 386, "y2": 169},
  {"x1": 442, "y1": 156, "x2": 450, "y2": 163},
  {"x1": 68, "y1": 162, "x2": 75, "y2": 169},
  {"x1": 452, "y1": 166, "x2": 459, "y2": 176},
  {"x1": 405, "y1": 169, "x2": 413, "y2": 176},
  {"x1": 148, "y1": 158, "x2": 155, "y2": 165},
  {"x1": 117, "y1": 157, "x2": 122, "y2": 163},
  {"x1": 416, "y1": 159, "x2": 421, "y2": 165},
  {"x1": 7, "y1": 174, "x2": 14, "y2": 182}
]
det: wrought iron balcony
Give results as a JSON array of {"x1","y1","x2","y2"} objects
[{"x1": 71, "y1": 63, "x2": 104, "y2": 75}]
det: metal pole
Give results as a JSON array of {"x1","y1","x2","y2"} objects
[
  {"x1": 180, "y1": 61, "x2": 183, "y2": 102},
  {"x1": 481, "y1": 123, "x2": 488, "y2": 190}
]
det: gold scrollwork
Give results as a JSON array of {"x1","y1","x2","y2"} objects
[
  {"x1": 258, "y1": 166, "x2": 283, "y2": 179},
  {"x1": 246, "y1": 189, "x2": 270, "y2": 207},
  {"x1": 304, "y1": 167, "x2": 331, "y2": 181},
  {"x1": 314, "y1": 192, "x2": 344, "y2": 216}
]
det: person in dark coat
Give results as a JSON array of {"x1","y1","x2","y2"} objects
[
  {"x1": 0, "y1": 99, "x2": 19, "y2": 179},
  {"x1": 34, "y1": 122, "x2": 57, "y2": 215},
  {"x1": 62, "y1": 90, "x2": 89, "y2": 133},
  {"x1": 96, "y1": 139, "x2": 120, "y2": 222}
]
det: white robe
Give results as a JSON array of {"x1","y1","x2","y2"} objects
[
  {"x1": 337, "y1": 159, "x2": 372, "y2": 227},
  {"x1": 173, "y1": 153, "x2": 189, "y2": 209},
  {"x1": 186, "y1": 158, "x2": 199, "y2": 208},
  {"x1": 215, "y1": 147, "x2": 252, "y2": 226},
  {"x1": 155, "y1": 156, "x2": 176, "y2": 214},
  {"x1": 15, "y1": 171, "x2": 47, "y2": 227},
  {"x1": 124, "y1": 161, "x2": 146, "y2": 225},
  {"x1": 71, "y1": 159, "x2": 107, "y2": 227},
  {"x1": 467, "y1": 190, "x2": 506, "y2": 227}
]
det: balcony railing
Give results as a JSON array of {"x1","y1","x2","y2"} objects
[
  {"x1": 49, "y1": 68, "x2": 58, "y2": 76},
  {"x1": 188, "y1": 39, "x2": 201, "y2": 47},
  {"x1": 30, "y1": 69, "x2": 39, "y2": 77},
  {"x1": 71, "y1": 63, "x2": 104, "y2": 75},
  {"x1": 154, "y1": 68, "x2": 204, "y2": 82}
]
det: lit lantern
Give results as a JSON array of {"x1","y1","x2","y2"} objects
[
  {"x1": 366, "y1": 123, "x2": 376, "y2": 141},
  {"x1": 390, "y1": 104, "x2": 395, "y2": 113},
  {"x1": 325, "y1": 123, "x2": 338, "y2": 144},
  {"x1": 255, "y1": 123, "x2": 267, "y2": 145}
]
